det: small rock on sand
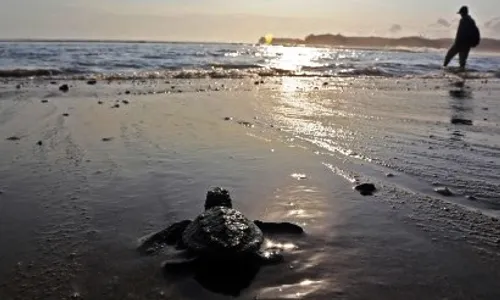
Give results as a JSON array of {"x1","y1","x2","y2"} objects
[
  {"x1": 41, "y1": 99, "x2": 48, "y2": 103},
  {"x1": 122, "y1": 100, "x2": 129, "y2": 105},
  {"x1": 323, "y1": 82, "x2": 329, "y2": 86},
  {"x1": 466, "y1": 195, "x2": 477, "y2": 201},
  {"x1": 16, "y1": 84, "x2": 21, "y2": 89},
  {"x1": 386, "y1": 173, "x2": 395, "y2": 178},
  {"x1": 97, "y1": 100, "x2": 103, "y2": 105},
  {"x1": 125, "y1": 90, "x2": 131, "y2": 95},
  {"x1": 63, "y1": 113, "x2": 69, "y2": 117},
  {"x1": 354, "y1": 183, "x2": 377, "y2": 196},
  {"x1": 434, "y1": 187, "x2": 453, "y2": 197},
  {"x1": 112, "y1": 104, "x2": 120, "y2": 108},
  {"x1": 37, "y1": 141, "x2": 43, "y2": 146},
  {"x1": 224, "y1": 117, "x2": 233, "y2": 121},
  {"x1": 87, "y1": 79, "x2": 97, "y2": 85},
  {"x1": 102, "y1": 137, "x2": 114, "y2": 142},
  {"x1": 6, "y1": 136, "x2": 21, "y2": 141},
  {"x1": 59, "y1": 84, "x2": 69, "y2": 92}
]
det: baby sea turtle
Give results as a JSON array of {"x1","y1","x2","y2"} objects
[{"x1": 138, "y1": 187, "x2": 304, "y2": 295}]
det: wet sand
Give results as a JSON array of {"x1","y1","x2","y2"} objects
[{"x1": 0, "y1": 77, "x2": 500, "y2": 300}]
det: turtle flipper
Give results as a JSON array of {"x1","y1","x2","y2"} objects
[
  {"x1": 254, "y1": 220, "x2": 304, "y2": 235},
  {"x1": 255, "y1": 248, "x2": 284, "y2": 265},
  {"x1": 137, "y1": 220, "x2": 191, "y2": 255}
]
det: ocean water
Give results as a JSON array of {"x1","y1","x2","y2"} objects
[{"x1": 0, "y1": 42, "x2": 499, "y2": 79}]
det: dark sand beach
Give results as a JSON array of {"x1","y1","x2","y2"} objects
[{"x1": 1, "y1": 77, "x2": 500, "y2": 299}]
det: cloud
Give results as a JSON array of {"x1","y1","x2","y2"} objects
[
  {"x1": 485, "y1": 17, "x2": 500, "y2": 28},
  {"x1": 436, "y1": 18, "x2": 451, "y2": 28},
  {"x1": 389, "y1": 24, "x2": 402, "y2": 33}
]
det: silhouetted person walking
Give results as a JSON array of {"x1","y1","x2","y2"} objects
[{"x1": 443, "y1": 6, "x2": 480, "y2": 70}]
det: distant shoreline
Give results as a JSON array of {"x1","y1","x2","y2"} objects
[{"x1": 258, "y1": 34, "x2": 500, "y2": 52}]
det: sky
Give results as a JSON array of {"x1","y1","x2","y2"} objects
[{"x1": 1, "y1": 0, "x2": 500, "y2": 42}]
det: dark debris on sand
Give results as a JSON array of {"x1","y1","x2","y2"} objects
[
  {"x1": 449, "y1": 90, "x2": 472, "y2": 99},
  {"x1": 451, "y1": 118, "x2": 473, "y2": 126},
  {"x1": 87, "y1": 79, "x2": 97, "y2": 85},
  {"x1": 101, "y1": 137, "x2": 114, "y2": 142},
  {"x1": 354, "y1": 183, "x2": 377, "y2": 196},
  {"x1": 6, "y1": 136, "x2": 21, "y2": 141},
  {"x1": 59, "y1": 84, "x2": 69, "y2": 92},
  {"x1": 435, "y1": 187, "x2": 454, "y2": 197},
  {"x1": 237, "y1": 121, "x2": 254, "y2": 128}
]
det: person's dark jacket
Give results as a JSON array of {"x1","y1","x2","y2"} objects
[{"x1": 455, "y1": 15, "x2": 479, "y2": 47}]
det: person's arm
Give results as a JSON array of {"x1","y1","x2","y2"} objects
[{"x1": 455, "y1": 19, "x2": 466, "y2": 45}]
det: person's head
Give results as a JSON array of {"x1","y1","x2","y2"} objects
[
  {"x1": 458, "y1": 6, "x2": 469, "y2": 17},
  {"x1": 204, "y1": 187, "x2": 233, "y2": 210}
]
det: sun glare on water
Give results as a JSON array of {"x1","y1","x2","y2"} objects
[{"x1": 259, "y1": 45, "x2": 330, "y2": 74}]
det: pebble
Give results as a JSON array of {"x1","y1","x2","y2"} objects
[
  {"x1": 63, "y1": 113, "x2": 70, "y2": 117},
  {"x1": 102, "y1": 137, "x2": 114, "y2": 142},
  {"x1": 122, "y1": 100, "x2": 129, "y2": 105},
  {"x1": 37, "y1": 141, "x2": 43, "y2": 146},
  {"x1": 125, "y1": 90, "x2": 131, "y2": 95},
  {"x1": 97, "y1": 100, "x2": 103, "y2": 105},
  {"x1": 112, "y1": 104, "x2": 120, "y2": 108},
  {"x1": 224, "y1": 117, "x2": 233, "y2": 121},
  {"x1": 6, "y1": 136, "x2": 21, "y2": 141},
  {"x1": 87, "y1": 79, "x2": 97, "y2": 85},
  {"x1": 386, "y1": 173, "x2": 395, "y2": 178},
  {"x1": 16, "y1": 84, "x2": 21, "y2": 89},
  {"x1": 41, "y1": 99, "x2": 48, "y2": 103}
]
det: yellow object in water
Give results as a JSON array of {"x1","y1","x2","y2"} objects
[{"x1": 264, "y1": 34, "x2": 273, "y2": 45}]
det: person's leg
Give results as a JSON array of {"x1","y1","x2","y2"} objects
[
  {"x1": 458, "y1": 47, "x2": 471, "y2": 69},
  {"x1": 444, "y1": 44, "x2": 459, "y2": 67}
]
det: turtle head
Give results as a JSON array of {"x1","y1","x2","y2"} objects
[{"x1": 205, "y1": 187, "x2": 233, "y2": 210}]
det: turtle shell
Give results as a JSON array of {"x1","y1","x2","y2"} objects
[{"x1": 182, "y1": 207, "x2": 264, "y2": 257}]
